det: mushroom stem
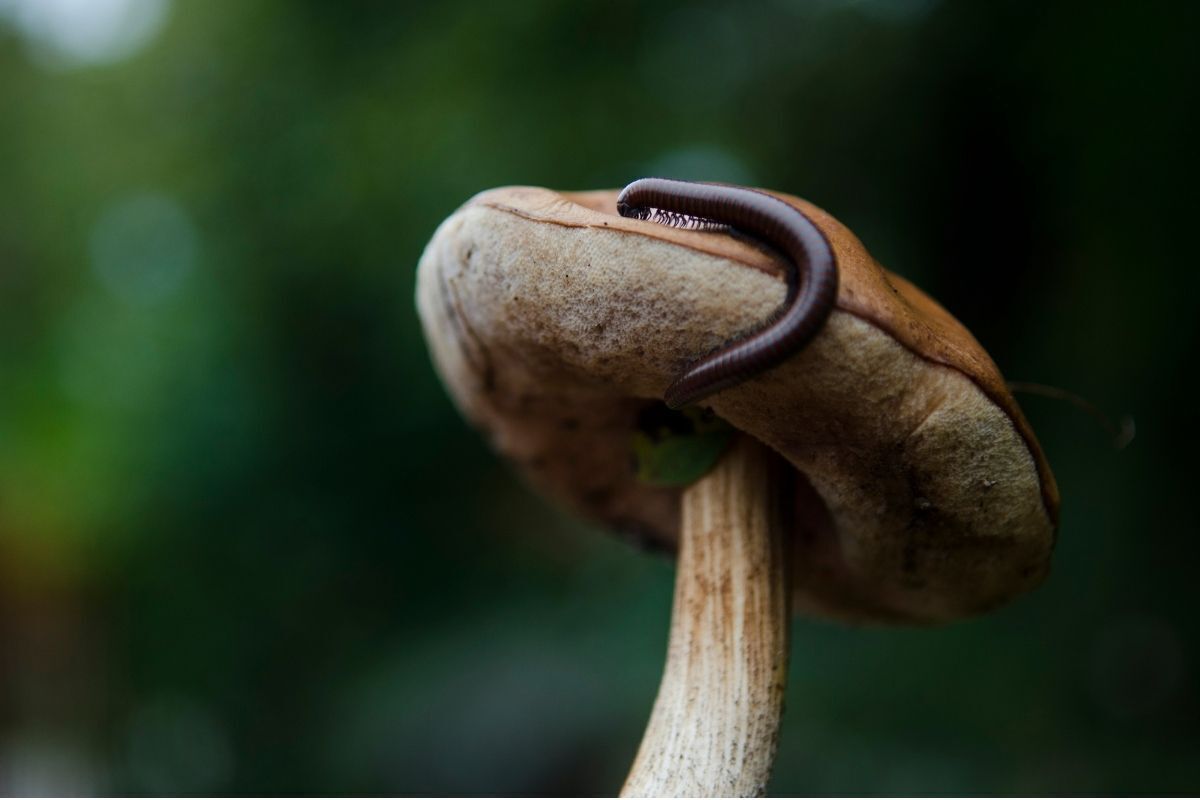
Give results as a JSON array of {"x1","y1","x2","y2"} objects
[{"x1": 622, "y1": 435, "x2": 789, "y2": 798}]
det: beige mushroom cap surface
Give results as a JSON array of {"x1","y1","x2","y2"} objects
[{"x1": 416, "y1": 186, "x2": 1059, "y2": 624}]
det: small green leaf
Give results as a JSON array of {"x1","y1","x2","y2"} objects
[{"x1": 632, "y1": 405, "x2": 735, "y2": 487}]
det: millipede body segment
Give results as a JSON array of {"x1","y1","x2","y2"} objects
[{"x1": 616, "y1": 178, "x2": 839, "y2": 408}]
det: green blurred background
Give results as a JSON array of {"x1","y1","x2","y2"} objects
[{"x1": 0, "y1": 0, "x2": 1195, "y2": 795}]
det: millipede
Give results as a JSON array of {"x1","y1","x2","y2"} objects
[{"x1": 616, "y1": 178, "x2": 839, "y2": 409}]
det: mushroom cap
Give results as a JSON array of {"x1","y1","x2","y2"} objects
[{"x1": 416, "y1": 186, "x2": 1059, "y2": 624}]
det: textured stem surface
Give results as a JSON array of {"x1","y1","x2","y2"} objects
[{"x1": 622, "y1": 436, "x2": 789, "y2": 798}]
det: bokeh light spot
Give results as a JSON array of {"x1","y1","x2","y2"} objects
[
  {"x1": 642, "y1": 145, "x2": 754, "y2": 185},
  {"x1": 89, "y1": 192, "x2": 198, "y2": 307},
  {"x1": 125, "y1": 695, "x2": 233, "y2": 795},
  {"x1": 0, "y1": 735, "x2": 102, "y2": 795},
  {"x1": 0, "y1": 0, "x2": 170, "y2": 68}
]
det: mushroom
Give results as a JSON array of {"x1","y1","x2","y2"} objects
[{"x1": 415, "y1": 182, "x2": 1059, "y2": 796}]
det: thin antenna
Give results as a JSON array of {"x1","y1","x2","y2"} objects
[{"x1": 1008, "y1": 381, "x2": 1135, "y2": 451}]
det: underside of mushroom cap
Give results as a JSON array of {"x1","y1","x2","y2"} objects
[{"x1": 416, "y1": 186, "x2": 1059, "y2": 624}]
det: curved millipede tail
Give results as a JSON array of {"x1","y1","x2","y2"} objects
[{"x1": 616, "y1": 178, "x2": 839, "y2": 408}]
